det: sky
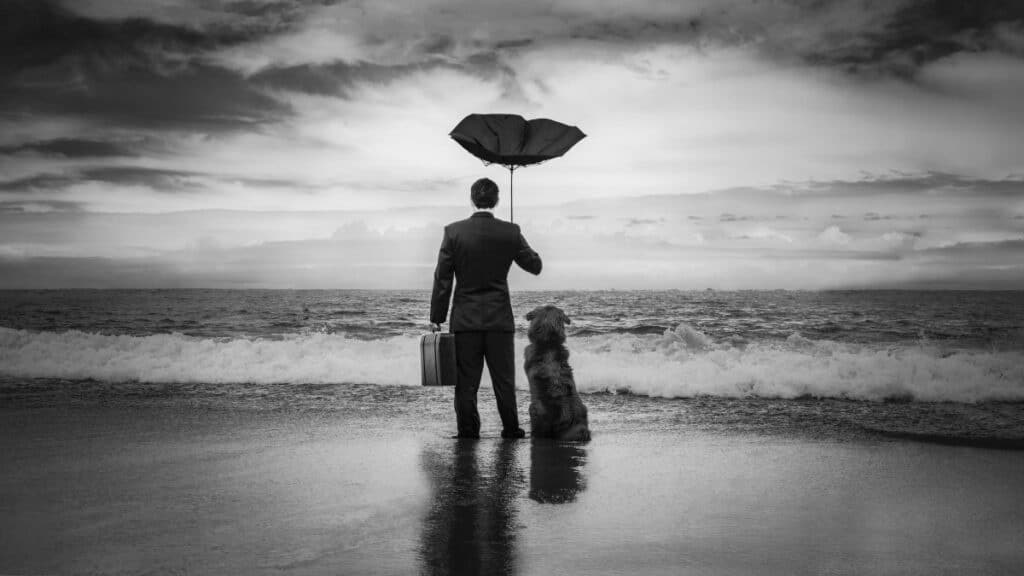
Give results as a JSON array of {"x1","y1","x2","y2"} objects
[{"x1": 1, "y1": 0, "x2": 1022, "y2": 289}]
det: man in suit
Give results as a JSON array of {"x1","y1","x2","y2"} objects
[{"x1": 430, "y1": 177, "x2": 543, "y2": 439}]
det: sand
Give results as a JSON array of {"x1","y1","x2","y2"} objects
[{"x1": 2, "y1": 391, "x2": 1023, "y2": 575}]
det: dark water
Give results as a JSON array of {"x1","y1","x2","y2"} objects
[
  {"x1": 2, "y1": 289, "x2": 1022, "y2": 346},
  {"x1": 1, "y1": 289, "x2": 1023, "y2": 446}
]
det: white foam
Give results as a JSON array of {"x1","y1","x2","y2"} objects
[
  {"x1": 0, "y1": 327, "x2": 421, "y2": 386},
  {"x1": 2, "y1": 325, "x2": 1022, "y2": 403},
  {"x1": 571, "y1": 333, "x2": 1024, "y2": 403}
]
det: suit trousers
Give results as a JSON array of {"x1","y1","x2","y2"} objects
[{"x1": 453, "y1": 331, "x2": 519, "y2": 436}]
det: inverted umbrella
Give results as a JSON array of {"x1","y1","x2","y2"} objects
[{"x1": 450, "y1": 113, "x2": 586, "y2": 222}]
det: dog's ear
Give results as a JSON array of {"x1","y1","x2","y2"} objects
[
  {"x1": 526, "y1": 309, "x2": 537, "y2": 321},
  {"x1": 561, "y1": 310, "x2": 571, "y2": 325}
]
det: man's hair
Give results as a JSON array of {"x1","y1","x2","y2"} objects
[{"x1": 470, "y1": 178, "x2": 499, "y2": 209}]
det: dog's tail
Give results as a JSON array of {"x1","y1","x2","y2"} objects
[{"x1": 561, "y1": 424, "x2": 591, "y2": 442}]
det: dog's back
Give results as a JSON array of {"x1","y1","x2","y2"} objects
[{"x1": 523, "y1": 306, "x2": 590, "y2": 441}]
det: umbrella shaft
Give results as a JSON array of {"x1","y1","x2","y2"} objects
[{"x1": 509, "y1": 167, "x2": 514, "y2": 223}]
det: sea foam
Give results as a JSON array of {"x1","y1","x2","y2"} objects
[{"x1": 1, "y1": 325, "x2": 1022, "y2": 403}]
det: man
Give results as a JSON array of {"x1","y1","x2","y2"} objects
[{"x1": 430, "y1": 177, "x2": 543, "y2": 439}]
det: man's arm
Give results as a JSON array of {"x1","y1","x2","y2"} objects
[
  {"x1": 430, "y1": 227, "x2": 455, "y2": 325},
  {"x1": 514, "y1": 227, "x2": 542, "y2": 275}
]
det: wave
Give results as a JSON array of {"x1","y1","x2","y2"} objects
[
  {"x1": 572, "y1": 326, "x2": 1024, "y2": 403},
  {"x1": 0, "y1": 327, "x2": 421, "y2": 387},
  {"x1": 571, "y1": 324, "x2": 670, "y2": 336},
  {"x1": 1, "y1": 325, "x2": 1022, "y2": 403}
]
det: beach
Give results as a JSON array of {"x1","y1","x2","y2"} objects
[
  {"x1": 3, "y1": 381, "x2": 1023, "y2": 576},
  {"x1": 2, "y1": 289, "x2": 1023, "y2": 574}
]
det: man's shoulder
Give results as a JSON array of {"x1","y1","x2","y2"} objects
[
  {"x1": 445, "y1": 216, "x2": 520, "y2": 241},
  {"x1": 444, "y1": 218, "x2": 469, "y2": 232},
  {"x1": 446, "y1": 216, "x2": 518, "y2": 228}
]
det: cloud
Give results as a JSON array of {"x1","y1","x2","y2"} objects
[
  {"x1": 799, "y1": 1, "x2": 1024, "y2": 75},
  {"x1": 2, "y1": 62, "x2": 291, "y2": 131},
  {"x1": 736, "y1": 226, "x2": 794, "y2": 243},
  {"x1": 1, "y1": 0, "x2": 1023, "y2": 285},
  {"x1": 0, "y1": 138, "x2": 140, "y2": 158},
  {"x1": 0, "y1": 0, "x2": 291, "y2": 132},
  {"x1": 624, "y1": 217, "x2": 662, "y2": 226},
  {"x1": 921, "y1": 238, "x2": 1024, "y2": 257},
  {"x1": 250, "y1": 60, "x2": 461, "y2": 97},
  {"x1": 0, "y1": 200, "x2": 85, "y2": 214},
  {"x1": 1, "y1": 173, "x2": 1020, "y2": 288},
  {"x1": 196, "y1": 0, "x2": 1024, "y2": 80}
]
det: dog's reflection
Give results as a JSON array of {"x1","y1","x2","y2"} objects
[
  {"x1": 529, "y1": 440, "x2": 588, "y2": 505},
  {"x1": 419, "y1": 440, "x2": 523, "y2": 576}
]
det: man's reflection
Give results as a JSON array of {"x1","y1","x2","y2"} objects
[
  {"x1": 529, "y1": 440, "x2": 588, "y2": 504},
  {"x1": 419, "y1": 440, "x2": 522, "y2": 576}
]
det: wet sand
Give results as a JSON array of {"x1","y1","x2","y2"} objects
[{"x1": 2, "y1": 397, "x2": 1023, "y2": 575}]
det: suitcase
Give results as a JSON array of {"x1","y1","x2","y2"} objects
[{"x1": 420, "y1": 332, "x2": 457, "y2": 386}]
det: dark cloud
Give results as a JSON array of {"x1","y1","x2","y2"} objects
[
  {"x1": 0, "y1": 200, "x2": 85, "y2": 213},
  {"x1": 0, "y1": 138, "x2": 139, "y2": 158},
  {"x1": 1, "y1": 1, "x2": 213, "y2": 74},
  {"x1": 0, "y1": 168, "x2": 203, "y2": 193},
  {"x1": 493, "y1": 38, "x2": 535, "y2": 50},
  {"x1": 252, "y1": 59, "x2": 457, "y2": 97},
  {"x1": 725, "y1": 172, "x2": 1024, "y2": 199},
  {"x1": 803, "y1": 0, "x2": 1024, "y2": 75},
  {"x1": 80, "y1": 167, "x2": 205, "y2": 191},
  {"x1": 0, "y1": 0, "x2": 290, "y2": 131},
  {"x1": 249, "y1": 49, "x2": 524, "y2": 100},
  {"x1": 7, "y1": 0, "x2": 1019, "y2": 142},
  {"x1": 0, "y1": 174, "x2": 75, "y2": 192},
  {"x1": 420, "y1": 34, "x2": 455, "y2": 55},
  {"x1": 568, "y1": 16, "x2": 703, "y2": 44},
  {"x1": 2, "y1": 61, "x2": 290, "y2": 130},
  {"x1": 551, "y1": 1, "x2": 1024, "y2": 78},
  {"x1": 221, "y1": 0, "x2": 336, "y2": 20},
  {"x1": 0, "y1": 166, "x2": 318, "y2": 194}
]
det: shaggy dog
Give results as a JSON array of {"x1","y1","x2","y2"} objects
[{"x1": 524, "y1": 305, "x2": 590, "y2": 441}]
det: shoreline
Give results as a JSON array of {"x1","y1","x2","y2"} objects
[{"x1": 3, "y1": 377, "x2": 1024, "y2": 449}]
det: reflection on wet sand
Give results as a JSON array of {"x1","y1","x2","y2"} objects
[
  {"x1": 419, "y1": 440, "x2": 523, "y2": 575},
  {"x1": 529, "y1": 440, "x2": 588, "y2": 504}
]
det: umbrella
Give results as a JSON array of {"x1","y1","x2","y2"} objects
[{"x1": 449, "y1": 113, "x2": 586, "y2": 222}]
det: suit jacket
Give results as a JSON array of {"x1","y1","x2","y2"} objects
[{"x1": 430, "y1": 212, "x2": 542, "y2": 332}]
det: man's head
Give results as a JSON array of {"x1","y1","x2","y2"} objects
[{"x1": 471, "y1": 178, "x2": 499, "y2": 209}]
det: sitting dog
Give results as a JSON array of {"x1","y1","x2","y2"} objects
[{"x1": 524, "y1": 305, "x2": 590, "y2": 441}]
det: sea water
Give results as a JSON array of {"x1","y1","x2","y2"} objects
[{"x1": 2, "y1": 289, "x2": 1022, "y2": 444}]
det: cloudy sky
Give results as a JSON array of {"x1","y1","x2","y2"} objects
[{"x1": 1, "y1": 0, "x2": 1022, "y2": 289}]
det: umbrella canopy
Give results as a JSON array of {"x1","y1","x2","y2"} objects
[
  {"x1": 449, "y1": 114, "x2": 586, "y2": 222},
  {"x1": 450, "y1": 114, "x2": 586, "y2": 168}
]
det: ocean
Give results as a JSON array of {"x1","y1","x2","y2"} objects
[{"x1": 2, "y1": 289, "x2": 1023, "y2": 446}]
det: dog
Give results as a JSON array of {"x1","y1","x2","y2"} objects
[{"x1": 524, "y1": 305, "x2": 590, "y2": 441}]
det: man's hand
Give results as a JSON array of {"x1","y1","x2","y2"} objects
[{"x1": 430, "y1": 323, "x2": 442, "y2": 333}]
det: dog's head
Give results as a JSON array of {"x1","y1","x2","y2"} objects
[{"x1": 526, "y1": 305, "x2": 571, "y2": 345}]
